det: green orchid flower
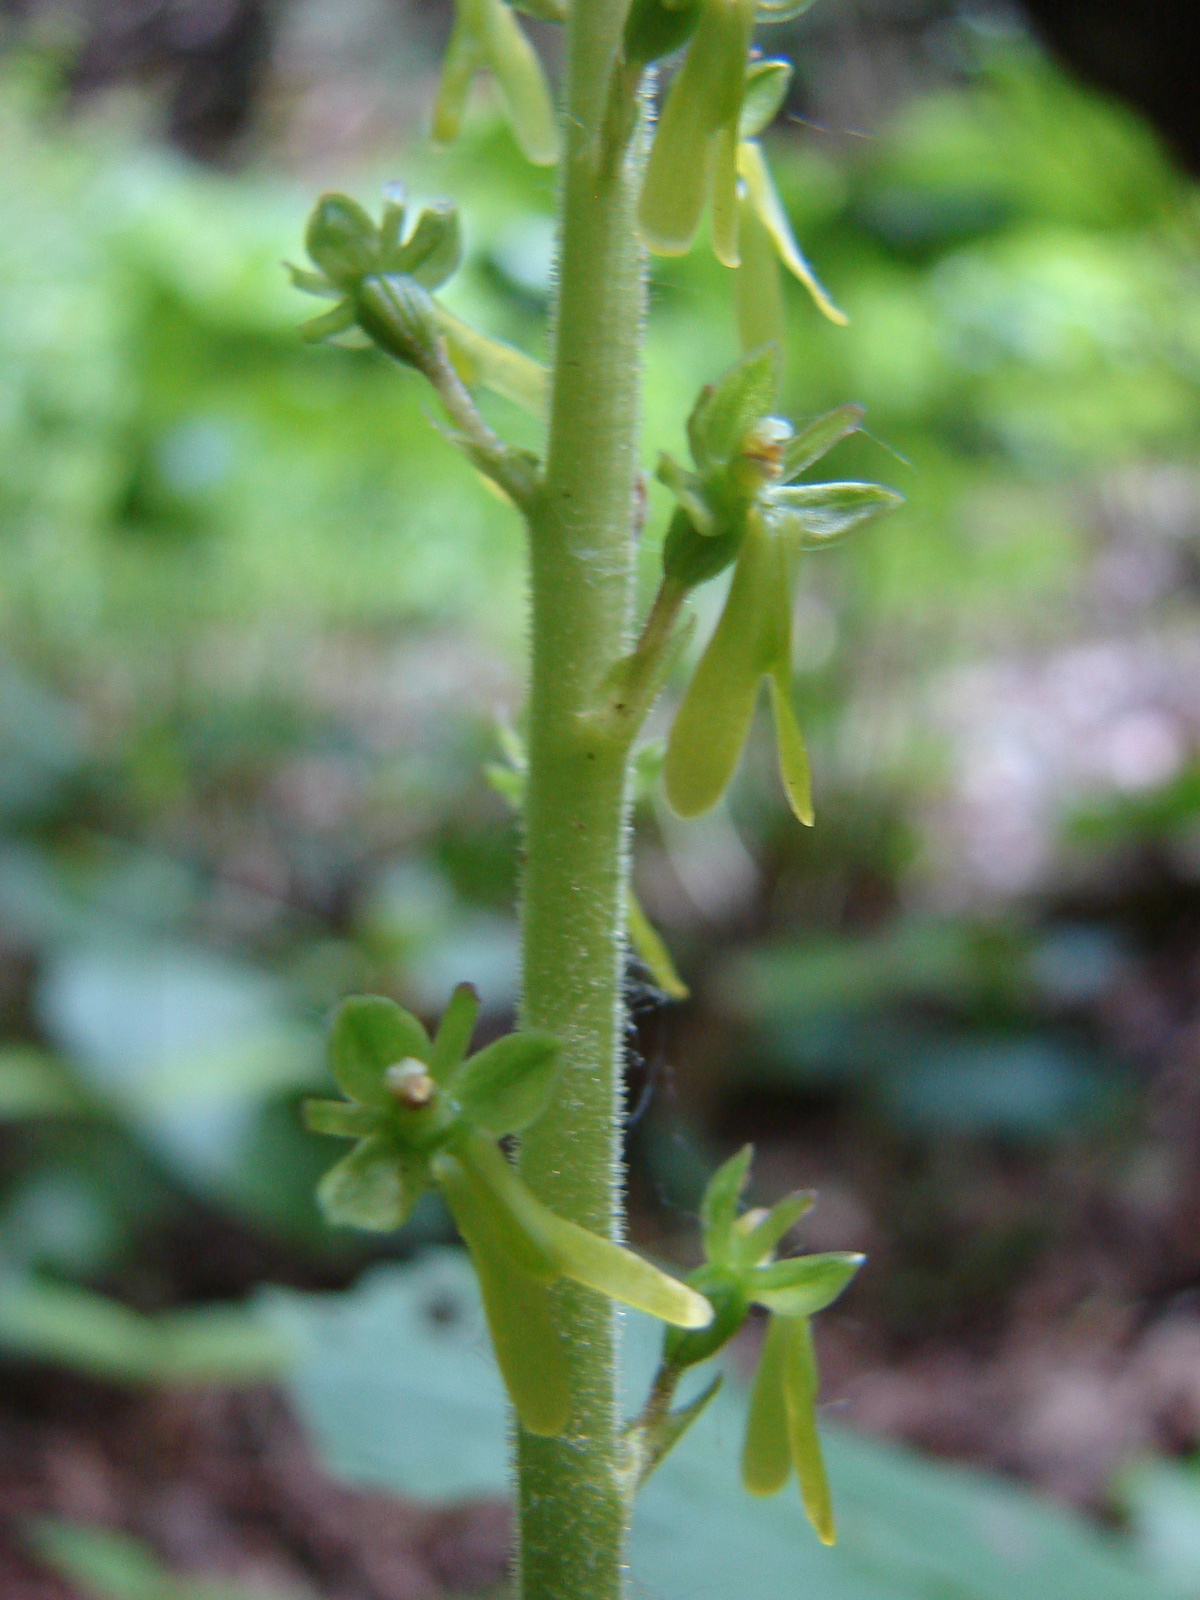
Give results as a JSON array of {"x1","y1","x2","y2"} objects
[
  {"x1": 291, "y1": 190, "x2": 547, "y2": 417},
  {"x1": 640, "y1": 1145, "x2": 862, "y2": 1541},
  {"x1": 657, "y1": 346, "x2": 902, "y2": 823},
  {"x1": 304, "y1": 989, "x2": 711, "y2": 1436},
  {"x1": 432, "y1": 0, "x2": 561, "y2": 166}
]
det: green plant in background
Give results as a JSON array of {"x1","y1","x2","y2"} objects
[{"x1": 291, "y1": 1, "x2": 898, "y2": 1596}]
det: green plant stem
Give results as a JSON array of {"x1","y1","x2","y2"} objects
[{"x1": 515, "y1": 10, "x2": 648, "y2": 1600}]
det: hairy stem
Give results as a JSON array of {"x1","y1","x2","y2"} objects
[{"x1": 515, "y1": 9, "x2": 647, "y2": 1600}]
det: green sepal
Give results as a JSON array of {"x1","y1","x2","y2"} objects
[
  {"x1": 750, "y1": 1250, "x2": 863, "y2": 1316},
  {"x1": 430, "y1": 983, "x2": 480, "y2": 1081},
  {"x1": 782, "y1": 1315, "x2": 835, "y2": 1543},
  {"x1": 656, "y1": 453, "x2": 716, "y2": 535},
  {"x1": 305, "y1": 194, "x2": 377, "y2": 288},
  {"x1": 302, "y1": 1099, "x2": 379, "y2": 1139},
  {"x1": 781, "y1": 404, "x2": 864, "y2": 480},
  {"x1": 480, "y1": 0, "x2": 562, "y2": 166},
  {"x1": 379, "y1": 184, "x2": 406, "y2": 255},
  {"x1": 741, "y1": 1310, "x2": 791, "y2": 1495},
  {"x1": 355, "y1": 274, "x2": 442, "y2": 371},
  {"x1": 625, "y1": 1372, "x2": 722, "y2": 1489},
  {"x1": 317, "y1": 1134, "x2": 419, "y2": 1231},
  {"x1": 328, "y1": 995, "x2": 432, "y2": 1110},
  {"x1": 661, "y1": 505, "x2": 743, "y2": 593},
  {"x1": 627, "y1": 894, "x2": 690, "y2": 1001},
  {"x1": 299, "y1": 299, "x2": 357, "y2": 343},
  {"x1": 623, "y1": 0, "x2": 701, "y2": 68},
  {"x1": 662, "y1": 1265, "x2": 749, "y2": 1369},
  {"x1": 710, "y1": 121, "x2": 741, "y2": 268},
  {"x1": 391, "y1": 202, "x2": 462, "y2": 289},
  {"x1": 700, "y1": 1143, "x2": 753, "y2": 1263},
  {"x1": 664, "y1": 512, "x2": 781, "y2": 818},
  {"x1": 762, "y1": 480, "x2": 903, "y2": 545},
  {"x1": 461, "y1": 1133, "x2": 713, "y2": 1327},
  {"x1": 435, "y1": 307, "x2": 549, "y2": 417},
  {"x1": 731, "y1": 1189, "x2": 814, "y2": 1267},
  {"x1": 434, "y1": 1151, "x2": 570, "y2": 1435},
  {"x1": 287, "y1": 263, "x2": 341, "y2": 298},
  {"x1": 739, "y1": 58, "x2": 792, "y2": 138},
  {"x1": 450, "y1": 1030, "x2": 560, "y2": 1135},
  {"x1": 767, "y1": 660, "x2": 814, "y2": 826},
  {"x1": 687, "y1": 345, "x2": 780, "y2": 470}
]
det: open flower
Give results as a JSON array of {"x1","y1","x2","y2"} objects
[
  {"x1": 304, "y1": 988, "x2": 710, "y2": 1436},
  {"x1": 645, "y1": 1145, "x2": 862, "y2": 1541},
  {"x1": 657, "y1": 346, "x2": 902, "y2": 823},
  {"x1": 432, "y1": 0, "x2": 560, "y2": 166}
]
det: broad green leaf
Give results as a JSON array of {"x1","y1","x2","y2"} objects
[
  {"x1": 735, "y1": 187, "x2": 787, "y2": 354},
  {"x1": 301, "y1": 1098, "x2": 379, "y2": 1139},
  {"x1": 461, "y1": 1134, "x2": 712, "y2": 1326},
  {"x1": 737, "y1": 141, "x2": 847, "y2": 324},
  {"x1": 481, "y1": 0, "x2": 562, "y2": 166},
  {"x1": 700, "y1": 1143, "x2": 753, "y2": 1262},
  {"x1": 450, "y1": 1029, "x2": 560, "y2": 1135},
  {"x1": 751, "y1": 1250, "x2": 864, "y2": 1315},
  {"x1": 768, "y1": 660, "x2": 814, "y2": 825},
  {"x1": 686, "y1": 345, "x2": 780, "y2": 469},
  {"x1": 431, "y1": 15, "x2": 482, "y2": 145},
  {"x1": 664, "y1": 515, "x2": 778, "y2": 817},
  {"x1": 627, "y1": 894, "x2": 690, "y2": 1000},
  {"x1": 434, "y1": 1153, "x2": 569, "y2": 1434},
  {"x1": 317, "y1": 1134, "x2": 414, "y2": 1231},
  {"x1": 430, "y1": 982, "x2": 481, "y2": 1080},
  {"x1": 328, "y1": 995, "x2": 431, "y2": 1109},
  {"x1": 435, "y1": 307, "x2": 549, "y2": 416},
  {"x1": 711, "y1": 122, "x2": 741, "y2": 268},
  {"x1": 304, "y1": 194, "x2": 377, "y2": 288},
  {"x1": 764, "y1": 480, "x2": 904, "y2": 544},
  {"x1": 782, "y1": 1315, "x2": 835, "y2": 1543},
  {"x1": 732, "y1": 1190, "x2": 814, "y2": 1267},
  {"x1": 741, "y1": 1311, "x2": 791, "y2": 1495},
  {"x1": 781, "y1": 403, "x2": 865, "y2": 480},
  {"x1": 739, "y1": 59, "x2": 793, "y2": 139},
  {"x1": 396, "y1": 202, "x2": 461, "y2": 290}
]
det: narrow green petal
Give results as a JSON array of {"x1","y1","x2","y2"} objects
[
  {"x1": 431, "y1": 14, "x2": 482, "y2": 145},
  {"x1": 397, "y1": 203, "x2": 462, "y2": 290},
  {"x1": 434, "y1": 307, "x2": 549, "y2": 416},
  {"x1": 287, "y1": 264, "x2": 341, "y2": 298},
  {"x1": 700, "y1": 1143, "x2": 753, "y2": 1264},
  {"x1": 627, "y1": 894, "x2": 689, "y2": 1000},
  {"x1": 317, "y1": 1135, "x2": 415, "y2": 1232},
  {"x1": 302, "y1": 1099, "x2": 379, "y2": 1139},
  {"x1": 328, "y1": 996, "x2": 432, "y2": 1109},
  {"x1": 430, "y1": 983, "x2": 480, "y2": 1081},
  {"x1": 741, "y1": 1312, "x2": 791, "y2": 1495},
  {"x1": 379, "y1": 186, "x2": 407, "y2": 257},
  {"x1": 639, "y1": 70, "x2": 717, "y2": 255},
  {"x1": 450, "y1": 1030, "x2": 560, "y2": 1135},
  {"x1": 751, "y1": 1251, "x2": 864, "y2": 1316},
  {"x1": 436, "y1": 1153, "x2": 570, "y2": 1435},
  {"x1": 768, "y1": 660, "x2": 813, "y2": 826},
  {"x1": 782, "y1": 1316, "x2": 835, "y2": 1544},
  {"x1": 299, "y1": 300, "x2": 357, "y2": 342},
  {"x1": 737, "y1": 141, "x2": 847, "y2": 325},
  {"x1": 732, "y1": 1189, "x2": 815, "y2": 1267},
  {"x1": 734, "y1": 188, "x2": 786, "y2": 355},
  {"x1": 460, "y1": 1133, "x2": 712, "y2": 1327},
  {"x1": 738, "y1": 58, "x2": 792, "y2": 139},
  {"x1": 781, "y1": 403, "x2": 864, "y2": 480},
  {"x1": 664, "y1": 515, "x2": 777, "y2": 818},
  {"x1": 710, "y1": 122, "x2": 741, "y2": 268},
  {"x1": 481, "y1": 0, "x2": 561, "y2": 166}
]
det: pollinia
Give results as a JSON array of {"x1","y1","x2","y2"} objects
[{"x1": 292, "y1": 1, "x2": 899, "y2": 1595}]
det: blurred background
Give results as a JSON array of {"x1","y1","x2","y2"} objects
[{"x1": 3, "y1": 1, "x2": 1200, "y2": 1596}]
